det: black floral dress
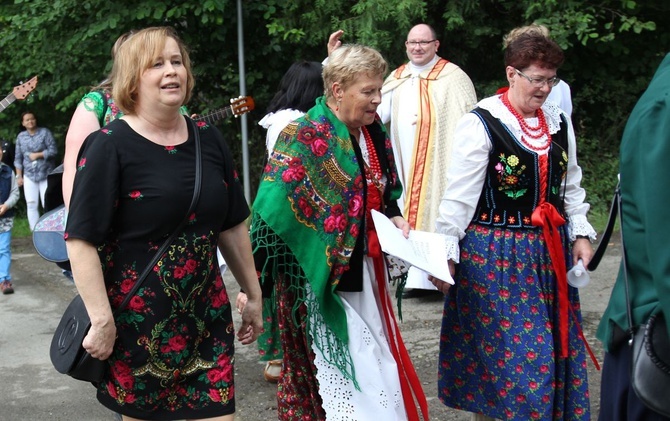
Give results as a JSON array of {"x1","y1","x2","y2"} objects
[{"x1": 65, "y1": 117, "x2": 249, "y2": 420}]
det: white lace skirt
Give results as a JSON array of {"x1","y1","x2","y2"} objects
[{"x1": 308, "y1": 256, "x2": 408, "y2": 420}]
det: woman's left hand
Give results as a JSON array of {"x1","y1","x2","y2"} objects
[
  {"x1": 572, "y1": 238, "x2": 594, "y2": 268},
  {"x1": 390, "y1": 216, "x2": 411, "y2": 238},
  {"x1": 236, "y1": 295, "x2": 262, "y2": 345},
  {"x1": 429, "y1": 274, "x2": 452, "y2": 295}
]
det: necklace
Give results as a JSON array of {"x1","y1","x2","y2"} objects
[
  {"x1": 502, "y1": 92, "x2": 551, "y2": 151},
  {"x1": 361, "y1": 127, "x2": 382, "y2": 180}
]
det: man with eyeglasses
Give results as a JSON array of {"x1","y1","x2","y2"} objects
[{"x1": 378, "y1": 23, "x2": 477, "y2": 298}]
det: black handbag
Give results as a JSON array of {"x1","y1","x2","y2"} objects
[
  {"x1": 593, "y1": 184, "x2": 670, "y2": 417},
  {"x1": 50, "y1": 119, "x2": 202, "y2": 383},
  {"x1": 50, "y1": 294, "x2": 106, "y2": 382},
  {"x1": 631, "y1": 313, "x2": 670, "y2": 417}
]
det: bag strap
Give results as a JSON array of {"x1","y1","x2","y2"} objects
[
  {"x1": 112, "y1": 118, "x2": 202, "y2": 316},
  {"x1": 587, "y1": 184, "x2": 620, "y2": 271}
]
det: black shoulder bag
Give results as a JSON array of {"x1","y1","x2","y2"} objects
[
  {"x1": 50, "y1": 119, "x2": 202, "y2": 383},
  {"x1": 591, "y1": 184, "x2": 670, "y2": 417}
]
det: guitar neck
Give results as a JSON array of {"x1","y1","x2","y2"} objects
[
  {"x1": 194, "y1": 106, "x2": 234, "y2": 125},
  {"x1": 0, "y1": 93, "x2": 16, "y2": 114}
]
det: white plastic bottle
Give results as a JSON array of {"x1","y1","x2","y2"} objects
[{"x1": 567, "y1": 259, "x2": 590, "y2": 288}]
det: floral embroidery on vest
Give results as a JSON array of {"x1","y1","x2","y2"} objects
[{"x1": 495, "y1": 153, "x2": 528, "y2": 199}]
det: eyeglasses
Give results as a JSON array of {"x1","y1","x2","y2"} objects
[
  {"x1": 514, "y1": 68, "x2": 560, "y2": 87},
  {"x1": 405, "y1": 40, "x2": 436, "y2": 47}
]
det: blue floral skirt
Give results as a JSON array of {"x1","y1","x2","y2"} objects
[{"x1": 438, "y1": 224, "x2": 590, "y2": 420}]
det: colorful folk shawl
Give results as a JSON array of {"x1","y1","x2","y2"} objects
[{"x1": 250, "y1": 96, "x2": 401, "y2": 383}]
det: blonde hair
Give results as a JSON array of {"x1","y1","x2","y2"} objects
[
  {"x1": 111, "y1": 26, "x2": 195, "y2": 114},
  {"x1": 503, "y1": 24, "x2": 551, "y2": 49},
  {"x1": 95, "y1": 30, "x2": 136, "y2": 92},
  {"x1": 322, "y1": 44, "x2": 388, "y2": 102},
  {"x1": 111, "y1": 30, "x2": 135, "y2": 59}
]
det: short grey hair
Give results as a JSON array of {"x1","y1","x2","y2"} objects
[{"x1": 323, "y1": 44, "x2": 388, "y2": 101}]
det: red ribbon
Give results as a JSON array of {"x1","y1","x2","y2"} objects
[
  {"x1": 367, "y1": 226, "x2": 430, "y2": 421},
  {"x1": 531, "y1": 202, "x2": 569, "y2": 358}
]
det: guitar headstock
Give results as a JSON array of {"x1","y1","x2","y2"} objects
[
  {"x1": 13, "y1": 76, "x2": 38, "y2": 100},
  {"x1": 230, "y1": 96, "x2": 255, "y2": 117}
]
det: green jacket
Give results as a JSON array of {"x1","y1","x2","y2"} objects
[{"x1": 596, "y1": 53, "x2": 670, "y2": 351}]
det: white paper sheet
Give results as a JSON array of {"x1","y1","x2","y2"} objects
[{"x1": 371, "y1": 209, "x2": 454, "y2": 284}]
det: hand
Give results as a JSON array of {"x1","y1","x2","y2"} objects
[
  {"x1": 390, "y1": 216, "x2": 410, "y2": 238},
  {"x1": 429, "y1": 274, "x2": 452, "y2": 295},
  {"x1": 16, "y1": 176, "x2": 23, "y2": 187},
  {"x1": 572, "y1": 238, "x2": 594, "y2": 268},
  {"x1": 0, "y1": 204, "x2": 7, "y2": 216},
  {"x1": 236, "y1": 291, "x2": 248, "y2": 314},
  {"x1": 29, "y1": 152, "x2": 40, "y2": 161},
  {"x1": 236, "y1": 296, "x2": 262, "y2": 345},
  {"x1": 328, "y1": 29, "x2": 344, "y2": 56},
  {"x1": 82, "y1": 319, "x2": 116, "y2": 360}
]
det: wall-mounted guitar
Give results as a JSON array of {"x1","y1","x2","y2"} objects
[
  {"x1": 0, "y1": 76, "x2": 38, "y2": 114},
  {"x1": 193, "y1": 95, "x2": 255, "y2": 124},
  {"x1": 32, "y1": 94, "x2": 255, "y2": 267}
]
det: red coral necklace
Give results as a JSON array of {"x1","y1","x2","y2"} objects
[
  {"x1": 502, "y1": 92, "x2": 551, "y2": 152},
  {"x1": 361, "y1": 127, "x2": 383, "y2": 180}
]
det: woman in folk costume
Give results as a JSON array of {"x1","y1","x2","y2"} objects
[
  {"x1": 251, "y1": 44, "x2": 429, "y2": 420},
  {"x1": 431, "y1": 33, "x2": 597, "y2": 420}
]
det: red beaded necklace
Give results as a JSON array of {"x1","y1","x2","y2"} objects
[
  {"x1": 501, "y1": 92, "x2": 551, "y2": 152},
  {"x1": 361, "y1": 127, "x2": 383, "y2": 180}
]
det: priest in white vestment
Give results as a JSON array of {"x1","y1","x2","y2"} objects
[{"x1": 378, "y1": 23, "x2": 477, "y2": 296}]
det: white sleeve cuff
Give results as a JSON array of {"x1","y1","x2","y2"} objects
[
  {"x1": 568, "y1": 213, "x2": 597, "y2": 242},
  {"x1": 445, "y1": 235, "x2": 460, "y2": 263}
]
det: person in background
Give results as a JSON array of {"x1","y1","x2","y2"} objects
[
  {"x1": 597, "y1": 53, "x2": 670, "y2": 421},
  {"x1": 500, "y1": 23, "x2": 573, "y2": 117},
  {"x1": 65, "y1": 26, "x2": 262, "y2": 420},
  {"x1": 14, "y1": 111, "x2": 57, "y2": 230},
  {"x1": 0, "y1": 146, "x2": 20, "y2": 294},
  {"x1": 62, "y1": 30, "x2": 135, "y2": 209},
  {"x1": 1, "y1": 139, "x2": 15, "y2": 171},
  {"x1": 237, "y1": 59, "x2": 323, "y2": 383},
  {"x1": 378, "y1": 23, "x2": 477, "y2": 298},
  {"x1": 47, "y1": 31, "x2": 136, "y2": 284},
  {"x1": 258, "y1": 60, "x2": 324, "y2": 155},
  {"x1": 251, "y1": 44, "x2": 428, "y2": 420},
  {"x1": 432, "y1": 33, "x2": 596, "y2": 420}
]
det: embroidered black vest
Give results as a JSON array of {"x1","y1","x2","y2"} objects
[{"x1": 470, "y1": 107, "x2": 569, "y2": 229}]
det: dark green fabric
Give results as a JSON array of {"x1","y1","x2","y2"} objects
[{"x1": 596, "y1": 53, "x2": 670, "y2": 350}]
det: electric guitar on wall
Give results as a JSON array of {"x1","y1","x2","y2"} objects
[
  {"x1": 0, "y1": 76, "x2": 38, "y2": 114},
  {"x1": 194, "y1": 96, "x2": 255, "y2": 125}
]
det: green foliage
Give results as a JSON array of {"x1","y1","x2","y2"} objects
[
  {"x1": 0, "y1": 0, "x2": 668, "y2": 217},
  {"x1": 12, "y1": 217, "x2": 31, "y2": 239}
]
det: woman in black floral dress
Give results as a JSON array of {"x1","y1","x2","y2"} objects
[{"x1": 65, "y1": 27, "x2": 262, "y2": 421}]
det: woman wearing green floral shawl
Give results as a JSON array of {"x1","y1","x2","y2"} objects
[{"x1": 251, "y1": 45, "x2": 429, "y2": 420}]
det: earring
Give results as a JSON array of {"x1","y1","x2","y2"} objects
[{"x1": 336, "y1": 99, "x2": 341, "y2": 112}]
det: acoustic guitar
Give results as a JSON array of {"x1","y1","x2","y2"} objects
[
  {"x1": 0, "y1": 76, "x2": 38, "y2": 114},
  {"x1": 194, "y1": 96, "x2": 255, "y2": 124}
]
